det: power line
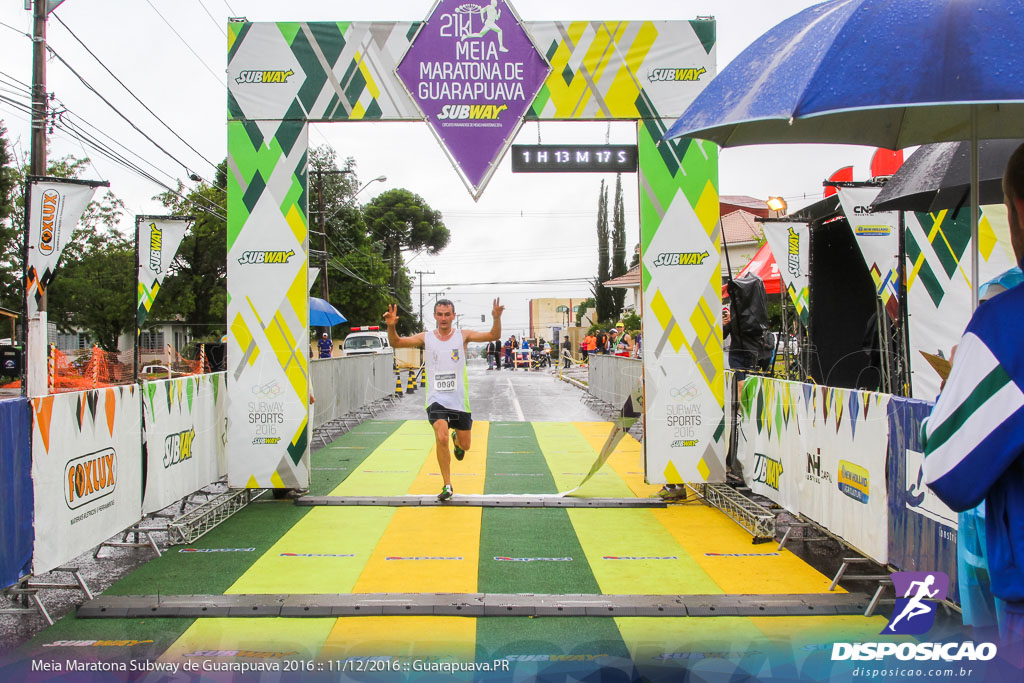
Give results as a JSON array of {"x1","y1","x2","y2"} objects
[
  {"x1": 426, "y1": 277, "x2": 593, "y2": 287},
  {"x1": 52, "y1": 13, "x2": 219, "y2": 172},
  {"x1": 44, "y1": 42, "x2": 217, "y2": 188},
  {"x1": 194, "y1": 0, "x2": 227, "y2": 38},
  {"x1": 143, "y1": 0, "x2": 225, "y2": 87}
]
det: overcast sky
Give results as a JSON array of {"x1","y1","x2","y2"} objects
[{"x1": 0, "y1": 1, "x2": 879, "y2": 337}]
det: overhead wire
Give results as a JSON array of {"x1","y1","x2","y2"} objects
[
  {"x1": 44, "y1": 42, "x2": 217, "y2": 186},
  {"x1": 51, "y1": 13, "x2": 220, "y2": 172},
  {"x1": 193, "y1": 0, "x2": 228, "y2": 38},
  {"x1": 143, "y1": 0, "x2": 226, "y2": 87}
]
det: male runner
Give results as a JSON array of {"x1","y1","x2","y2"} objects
[{"x1": 384, "y1": 298, "x2": 504, "y2": 501}]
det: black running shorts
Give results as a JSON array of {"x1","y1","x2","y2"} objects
[{"x1": 426, "y1": 402, "x2": 473, "y2": 431}]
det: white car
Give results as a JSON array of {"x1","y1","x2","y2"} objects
[{"x1": 341, "y1": 326, "x2": 392, "y2": 357}]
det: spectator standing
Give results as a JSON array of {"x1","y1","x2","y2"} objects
[
  {"x1": 562, "y1": 336, "x2": 571, "y2": 368},
  {"x1": 486, "y1": 340, "x2": 496, "y2": 370},
  {"x1": 318, "y1": 332, "x2": 333, "y2": 359},
  {"x1": 922, "y1": 142, "x2": 1024, "y2": 663}
]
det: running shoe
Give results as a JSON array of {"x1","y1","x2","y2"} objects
[
  {"x1": 438, "y1": 484, "x2": 454, "y2": 501},
  {"x1": 655, "y1": 486, "x2": 687, "y2": 500},
  {"x1": 452, "y1": 430, "x2": 465, "y2": 461}
]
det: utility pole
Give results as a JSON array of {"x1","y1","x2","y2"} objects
[
  {"x1": 30, "y1": 0, "x2": 49, "y2": 177},
  {"x1": 26, "y1": 0, "x2": 59, "y2": 397},
  {"x1": 414, "y1": 270, "x2": 434, "y2": 328}
]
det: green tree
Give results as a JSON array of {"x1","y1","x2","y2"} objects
[
  {"x1": 0, "y1": 122, "x2": 18, "y2": 311},
  {"x1": 594, "y1": 180, "x2": 614, "y2": 323},
  {"x1": 48, "y1": 228, "x2": 134, "y2": 351},
  {"x1": 308, "y1": 146, "x2": 392, "y2": 333},
  {"x1": 575, "y1": 296, "x2": 595, "y2": 326},
  {"x1": 363, "y1": 189, "x2": 449, "y2": 335},
  {"x1": 150, "y1": 162, "x2": 228, "y2": 337},
  {"x1": 610, "y1": 174, "x2": 626, "y2": 320}
]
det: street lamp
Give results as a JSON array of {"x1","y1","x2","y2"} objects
[{"x1": 766, "y1": 196, "x2": 788, "y2": 216}]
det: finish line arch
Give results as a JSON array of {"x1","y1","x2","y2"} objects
[{"x1": 224, "y1": 4, "x2": 724, "y2": 490}]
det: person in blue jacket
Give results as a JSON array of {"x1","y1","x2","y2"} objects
[{"x1": 923, "y1": 142, "x2": 1024, "y2": 665}]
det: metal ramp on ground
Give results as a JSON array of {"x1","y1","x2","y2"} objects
[
  {"x1": 296, "y1": 495, "x2": 666, "y2": 508},
  {"x1": 77, "y1": 591, "x2": 873, "y2": 619}
]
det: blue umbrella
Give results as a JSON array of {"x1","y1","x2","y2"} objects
[
  {"x1": 309, "y1": 297, "x2": 347, "y2": 327},
  {"x1": 664, "y1": 0, "x2": 1024, "y2": 306}
]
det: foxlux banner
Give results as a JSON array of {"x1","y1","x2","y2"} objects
[
  {"x1": 396, "y1": 0, "x2": 550, "y2": 198},
  {"x1": 761, "y1": 222, "x2": 810, "y2": 325},
  {"x1": 142, "y1": 373, "x2": 227, "y2": 515},
  {"x1": 24, "y1": 177, "x2": 106, "y2": 315},
  {"x1": 30, "y1": 387, "x2": 142, "y2": 575},
  {"x1": 137, "y1": 216, "x2": 190, "y2": 330},
  {"x1": 836, "y1": 187, "x2": 900, "y2": 320}
]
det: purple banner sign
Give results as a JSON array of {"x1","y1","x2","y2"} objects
[{"x1": 397, "y1": 0, "x2": 550, "y2": 197}]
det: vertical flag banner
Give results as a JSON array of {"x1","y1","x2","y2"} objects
[
  {"x1": 136, "y1": 216, "x2": 190, "y2": 330},
  {"x1": 762, "y1": 222, "x2": 810, "y2": 325},
  {"x1": 837, "y1": 187, "x2": 900, "y2": 319},
  {"x1": 226, "y1": 120, "x2": 310, "y2": 490},
  {"x1": 902, "y1": 208, "x2": 1013, "y2": 400},
  {"x1": 24, "y1": 177, "x2": 106, "y2": 315}
]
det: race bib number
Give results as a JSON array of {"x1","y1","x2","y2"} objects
[{"x1": 434, "y1": 372, "x2": 457, "y2": 392}]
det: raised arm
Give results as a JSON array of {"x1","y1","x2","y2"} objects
[
  {"x1": 462, "y1": 298, "x2": 504, "y2": 343},
  {"x1": 384, "y1": 304, "x2": 425, "y2": 348}
]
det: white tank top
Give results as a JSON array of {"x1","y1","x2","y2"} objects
[{"x1": 424, "y1": 329, "x2": 470, "y2": 412}]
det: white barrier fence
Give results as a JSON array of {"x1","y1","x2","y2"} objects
[
  {"x1": 141, "y1": 374, "x2": 228, "y2": 515},
  {"x1": 309, "y1": 353, "x2": 394, "y2": 429},
  {"x1": 31, "y1": 386, "x2": 144, "y2": 575},
  {"x1": 587, "y1": 354, "x2": 642, "y2": 408},
  {"x1": 732, "y1": 374, "x2": 892, "y2": 564}
]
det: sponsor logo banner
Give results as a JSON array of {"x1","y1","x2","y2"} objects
[
  {"x1": 31, "y1": 387, "x2": 143, "y2": 575},
  {"x1": 64, "y1": 448, "x2": 116, "y2": 510},
  {"x1": 494, "y1": 556, "x2": 572, "y2": 562},
  {"x1": 762, "y1": 223, "x2": 810, "y2": 325},
  {"x1": 837, "y1": 187, "x2": 900, "y2": 320},
  {"x1": 647, "y1": 67, "x2": 706, "y2": 82},
  {"x1": 25, "y1": 179, "x2": 103, "y2": 314},
  {"x1": 179, "y1": 547, "x2": 256, "y2": 553},
  {"x1": 142, "y1": 374, "x2": 227, "y2": 514},
  {"x1": 385, "y1": 556, "x2": 463, "y2": 561},
  {"x1": 137, "y1": 217, "x2": 189, "y2": 329},
  {"x1": 838, "y1": 459, "x2": 870, "y2": 503},
  {"x1": 396, "y1": 0, "x2": 551, "y2": 197}
]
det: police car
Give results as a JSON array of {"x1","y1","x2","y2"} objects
[{"x1": 341, "y1": 326, "x2": 392, "y2": 357}]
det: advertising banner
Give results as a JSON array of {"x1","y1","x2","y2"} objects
[
  {"x1": 226, "y1": 120, "x2": 310, "y2": 490},
  {"x1": 0, "y1": 398, "x2": 32, "y2": 589},
  {"x1": 734, "y1": 376, "x2": 803, "y2": 512},
  {"x1": 30, "y1": 387, "x2": 143, "y2": 575},
  {"x1": 734, "y1": 377, "x2": 891, "y2": 563},
  {"x1": 836, "y1": 187, "x2": 900, "y2": 319},
  {"x1": 396, "y1": 0, "x2": 550, "y2": 197},
  {"x1": 805, "y1": 385, "x2": 891, "y2": 564},
  {"x1": 142, "y1": 373, "x2": 227, "y2": 514},
  {"x1": 137, "y1": 216, "x2": 190, "y2": 330},
  {"x1": 761, "y1": 222, "x2": 810, "y2": 325},
  {"x1": 641, "y1": 128, "x2": 724, "y2": 485},
  {"x1": 904, "y1": 208, "x2": 1014, "y2": 401},
  {"x1": 24, "y1": 177, "x2": 105, "y2": 316},
  {"x1": 887, "y1": 396, "x2": 958, "y2": 599}
]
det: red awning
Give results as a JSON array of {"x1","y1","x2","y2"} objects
[{"x1": 723, "y1": 242, "x2": 781, "y2": 297}]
